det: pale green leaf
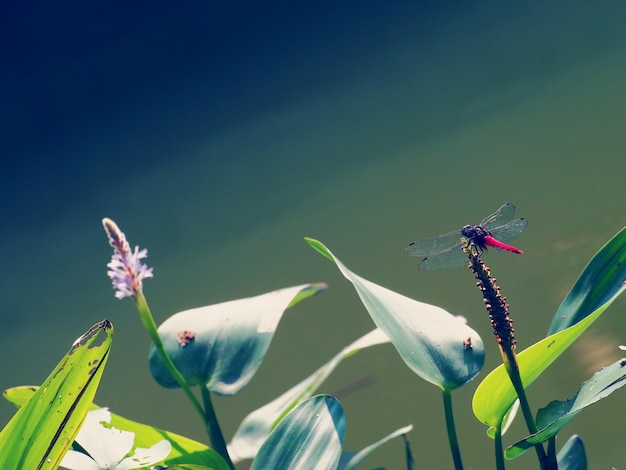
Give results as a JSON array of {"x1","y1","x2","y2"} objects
[
  {"x1": 556, "y1": 435, "x2": 587, "y2": 470},
  {"x1": 149, "y1": 283, "x2": 327, "y2": 395},
  {"x1": 250, "y1": 395, "x2": 345, "y2": 470},
  {"x1": 228, "y1": 328, "x2": 390, "y2": 462},
  {"x1": 305, "y1": 238, "x2": 484, "y2": 391}
]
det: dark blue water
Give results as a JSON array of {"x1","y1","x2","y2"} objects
[{"x1": 2, "y1": 1, "x2": 626, "y2": 468}]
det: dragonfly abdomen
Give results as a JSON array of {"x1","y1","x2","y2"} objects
[{"x1": 483, "y1": 235, "x2": 524, "y2": 254}]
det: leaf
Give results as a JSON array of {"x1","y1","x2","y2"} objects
[
  {"x1": 228, "y1": 328, "x2": 390, "y2": 462},
  {"x1": 339, "y1": 424, "x2": 413, "y2": 470},
  {"x1": 305, "y1": 238, "x2": 484, "y2": 391},
  {"x1": 556, "y1": 435, "x2": 587, "y2": 470},
  {"x1": 474, "y1": 305, "x2": 606, "y2": 428},
  {"x1": 505, "y1": 359, "x2": 626, "y2": 459},
  {"x1": 4, "y1": 386, "x2": 228, "y2": 468},
  {"x1": 0, "y1": 320, "x2": 113, "y2": 470},
  {"x1": 2, "y1": 385, "x2": 39, "y2": 408},
  {"x1": 473, "y1": 227, "x2": 626, "y2": 429},
  {"x1": 250, "y1": 395, "x2": 345, "y2": 470},
  {"x1": 149, "y1": 283, "x2": 327, "y2": 395},
  {"x1": 549, "y1": 226, "x2": 626, "y2": 334}
]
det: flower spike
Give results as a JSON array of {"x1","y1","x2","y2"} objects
[
  {"x1": 102, "y1": 218, "x2": 153, "y2": 299},
  {"x1": 464, "y1": 240, "x2": 516, "y2": 351}
]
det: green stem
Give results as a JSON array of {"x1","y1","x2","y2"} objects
[
  {"x1": 546, "y1": 437, "x2": 558, "y2": 469},
  {"x1": 134, "y1": 293, "x2": 236, "y2": 469},
  {"x1": 133, "y1": 293, "x2": 206, "y2": 430},
  {"x1": 201, "y1": 386, "x2": 235, "y2": 470},
  {"x1": 442, "y1": 389, "x2": 463, "y2": 470},
  {"x1": 493, "y1": 425, "x2": 506, "y2": 470},
  {"x1": 501, "y1": 347, "x2": 551, "y2": 469}
]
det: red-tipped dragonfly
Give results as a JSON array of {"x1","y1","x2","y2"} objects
[{"x1": 406, "y1": 203, "x2": 527, "y2": 271}]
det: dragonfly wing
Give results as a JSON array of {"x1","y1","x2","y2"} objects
[
  {"x1": 489, "y1": 218, "x2": 528, "y2": 244},
  {"x1": 405, "y1": 229, "x2": 462, "y2": 257},
  {"x1": 417, "y1": 247, "x2": 468, "y2": 270},
  {"x1": 481, "y1": 203, "x2": 516, "y2": 230}
]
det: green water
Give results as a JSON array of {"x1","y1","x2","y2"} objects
[{"x1": 2, "y1": 2, "x2": 626, "y2": 468}]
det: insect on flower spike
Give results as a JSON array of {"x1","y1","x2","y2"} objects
[
  {"x1": 406, "y1": 202, "x2": 527, "y2": 271},
  {"x1": 102, "y1": 218, "x2": 153, "y2": 299}
]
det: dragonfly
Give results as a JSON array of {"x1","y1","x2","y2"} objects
[{"x1": 406, "y1": 203, "x2": 527, "y2": 271}]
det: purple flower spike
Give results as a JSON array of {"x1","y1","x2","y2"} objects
[{"x1": 102, "y1": 218, "x2": 154, "y2": 299}]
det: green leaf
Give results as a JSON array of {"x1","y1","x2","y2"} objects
[
  {"x1": 474, "y1": 304, "x2": 607, "y2": 428},
  {"x1": 4, "y1": 386, "x2": 228, "y2": 468},
  {"x1": 473, "y1": 227, "x2": 626, "y2": 429},
  {"x1": 229, "y1": 328, "x2": 390, "y2": 462},
  {"x1": 549, "y1": 226, "x2": 626, "y2": 334},
  {"x1": 339, "y1": 424, "x2": 413, "y2": 470},
  {"x1": 250, "y1": 395, "x2": 345, "y2": 470},
  {"x1": 556, "y1": 435, "x2": 587, "y2": 470},
  {"x1": 0, "y1": 320, "x2": 113, "y2": 469},
  {"x1": 305, "y1": 238, "x2": 484, "y2": 391},
  {"x1": 2, "y1": 385, "x2": 39, "y2": 408},
  {"x1": 505, "y1": 360, "x2": 626, "y2": 459},
  {"x1": 149, "y1": 283, "x2": 327, "y2": 395}
]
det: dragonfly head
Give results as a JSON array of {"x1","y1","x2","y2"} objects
[
  {"x1": 460, "y1": 225, "x2": 474, "y2": 238},
  {"x1": 461, "y1": 224, "x2": 490, "y2": 251}
]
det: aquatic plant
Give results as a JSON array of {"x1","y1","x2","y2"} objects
[{"x1": 1, "y1": 214, "x2": 625, "y2": 469}]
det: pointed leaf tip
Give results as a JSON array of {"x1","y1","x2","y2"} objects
[
  {"x1": 150, "y1": 284, "x2": 325, "y2": 395},
  {"x1": 304, "y1": 237, "x2": 335, "y2": 262},
  {"x1": 307, "y1": 239, "x2": 484, "y2": 391},
  {"x1": 549, "y1": 225, "x2": 626, "y2": 334}
]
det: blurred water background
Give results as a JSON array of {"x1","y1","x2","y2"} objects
[{"x1": 2, "y1": 1, "x2": 626, "y2": 468}]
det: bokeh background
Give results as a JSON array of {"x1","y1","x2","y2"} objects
[{"x1": 2, "y1": 1, "x2": 626, "y2": 468}]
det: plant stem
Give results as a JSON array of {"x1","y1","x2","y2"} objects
[
  {"x1": 133, "y1": 293, "x2": 206, "y2": 429},
  {"x1": 442, "y1": 389, "x2": 463, "y2": 470},
  {"x1": 546, "y1": 437, "x2": 558, "y2": 468},
  {"x1": 500, "y1": 347, "x2": 550, "y2": 467},
  {"x1": 201, "y1": 386, "x2": 235, "y2": 470},
  {"x1": 134, "y1": 293, "x2": 235, "y2": 469},
  {"x1": 493, "y1": 425, "x2": 506, "y2": 470}
]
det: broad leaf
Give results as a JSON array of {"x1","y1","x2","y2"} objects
[
  {"x1": 556, "y1": 435, "x2": 587, "y2": 470},
  {"x1": 229, "y1": 328, "x2": 389, "y2": 462},
  {"x1": 505, "y1": 359, "x2": 626, "y2": 459},
  {"x1": 339, "y1": 424, "x2": 413, "y2": 470},
  {"x1": 549, "y1": 226, "x2": 626, "y2": 334},
  {"x1": 0, "y1": 320, "x2": 113, "y2": 469},
  {"x1": 474, "y1": 227, "x2": 626, "y2": 429},
  {"x1": 250, "y1": 395, "x2": 345, "y2": 470},
  {"x1": 4, "y1": 386, "x2": 228, "y2": 468},
  {"x1": 149, "y1": 283, "x2": 327, "y2": 395},
  {"x1": 305, "y1": 238, "x2": 484, "y2": 391}
]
